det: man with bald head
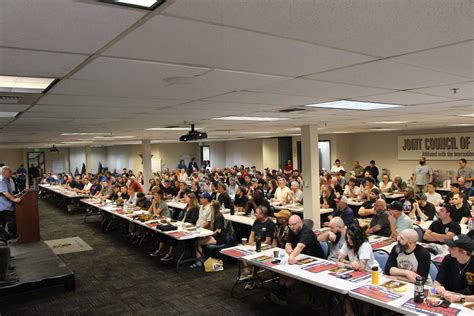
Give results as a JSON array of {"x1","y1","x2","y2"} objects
[
  {"x1": 366, "y1": 199, "x2": 391, "y2": 237},
  {"x1": 385, "y1": 228, "x2": 431, "y2": 284},
  {"x1": 318, "y1": 217, "x2": 346, "y2": 262},
  {"x1": 270, "y1": 215, "x2": 324, "y2": 305}
]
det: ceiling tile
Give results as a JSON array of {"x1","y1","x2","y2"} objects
[
  {"x1": 0, "y1": 48, "x2": 88, "y2": 78},
  {"x1": 0, "y1": 0, "x2": 146, "y2": 53},
  {"x1": 305, "y1": 60, "x2": 469, "y2": 90},
  {"x1": 409, "y1": 81, "x2": 474, "y2": 99},
  {"x1": 204, "y1": 91, "x2": 330, "y2": 106},
  {"x1": 390, "y1": 41, "x2": 474, "y2": 78},
  {"x1": 250, "y1": 78, "x2": 391, "y2": 99},
  {"x1": 50, "y1": 57, "x2": 288, "y2": 99},
  {"x1": 164, "y1": 0, "x2": 472, "y2": 57},
  {"x1": 353, "y1": 91, "x2": 457, "y2": 105},
  {"x1": 104, "y1": 15, "x2": 374, "y2": 77}
]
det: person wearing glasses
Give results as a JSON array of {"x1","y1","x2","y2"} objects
[{"x1": 434, "y1": 235, "x2": 474, "y2": 304}]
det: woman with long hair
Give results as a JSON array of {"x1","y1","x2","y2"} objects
[
  {"x1": 338, "y1": 224, "x2": 380, "y2": 316},
  {"x1": 191, "y1": 200, "x2": 226, "y2": 268},
  {"x1": 266, "y1": 179, "x2": 278, "y2": 200}
]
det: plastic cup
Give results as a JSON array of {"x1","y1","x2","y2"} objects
[
  {"x1": 242, "y1": 238, "x2": 248, "y2": 245},
  {"x1": 273, "y1": 250, "x2": 279, "y2": 258}
]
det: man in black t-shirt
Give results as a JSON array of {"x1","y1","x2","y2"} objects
[
  {"x1": 401, "y1": 187, "x2": 416, "y2": 216},
  {"x1": 366, "y1": 199, "x2": 391, "y2": 237},
  {"x1": 448, "y1": 193, "x2": 471, "y2": 224},
  {"x1": 241, "y1": 206, "x2": 275, "y2": 290},
  {"x1": 233, "y1": 186, "x2": 249, "y2": 211},
  {"x1": 423, "y1": 207, "x2": 461, "y2": 244},
  {"x1": 217, "y1": 183, "x2": 232, "y2": 210},
  {"x1": 270, "y1": 215, "x2": 323, "y2": 305},
  {"x1": 411, "y1": 194, "x2": 436, "y2": 221},
  {"x1": 435, "y1": 235, "x2": 474, "y2": 303},
  {"x1": 385, "y1": 228, "x2": 431, "y2": 283}
]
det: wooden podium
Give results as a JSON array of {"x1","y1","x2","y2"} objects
[{"x1": 15, "y1": 190, "x2": 40, "y2": 243}]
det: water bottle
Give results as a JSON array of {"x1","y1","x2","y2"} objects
[
  {"x1": 280, "y1": 251, "x2": 286, "y2": 264},
  {"x1": 412, "y1": 214, "x2": 417, "y2": 223},
  {"x1": 250, "y1": 210, "x2": 255, "y2": 218},
  {"x1": 371, "y1": 266, "x2": 379, "y2": 286},
  {"x1": 468, "y1": 218, "x2": 474, "y2": 230},
  {"x1": 256, "y1": 236, "x2": 261, "y2": 252},
  {"x1": 414, "y1": 275, "x2": 424, "y2": 303},
  {"x1": 196, "y1": 224, "x2": 201, "y2": 233}
]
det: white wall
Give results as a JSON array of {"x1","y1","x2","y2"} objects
[
  {"x1": 0, "y1": 148, "x2": 23, "y2": 169},
  {"x1": 106, "y1": 145, "x2": 133, "y2": 172},
  {"x1": 91, "y1": 147, "x2": 107, "y2": 174},
  {"x1": 291, "y1": 127, "x2": 474, "y2": 182},
  {"x1": 69, "y1": 147, "x2": 85, "y2": 173},
  {"x1": 262, "y1": 138, "x2": 279, "y2": 170},
  {"x1": 206, "y1": 141, "x2": 226, "y2": 169},
  {"x1": 224, "y1": 139, "x2": 264, "y2": 170}
]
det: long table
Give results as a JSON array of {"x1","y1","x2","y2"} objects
[
  {"x1": 40, "y1": 183, "x2": 90, "y2": 212},
  {"x1": 271, "y1": 202, "x2": 333, "y2": 215},
  {"x1": 221, "y1": 245, "x2": 473, "y2": 315},
  {"x1": 81, "y1": 198, "x2": 213, "y2": 272}
]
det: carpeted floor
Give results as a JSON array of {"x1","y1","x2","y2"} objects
[{"x1": 0, "y1": 198, "x2": 338, "y2": 315}]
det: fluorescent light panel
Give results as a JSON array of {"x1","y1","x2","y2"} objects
[
  {"x1": 305, "y1": 100, "x2": 402, "y2": 111},
  {"x1": 449, "y1": 123, "x2": 474, "y2": 127},
  {"x1": 375, "y1": 121, "x2": 412, "y2": 124},
  {"x1": 0, "y1": 75, "x2": 55, "y2": 93},
  {"x1": 93, "y1": 136, "x2": 136, "y2": 139},
  {"x1": 458, "y1": 113, "x2": 474, "y2": 117},
  {"x1": 100, "y1": 0, "x2": 165, "y2": 10},
  {"x1": 0, "y1": 111, "x2": 18, "y2": 118},
  {"x1": 61, "y1": 132, "x2": 112, "y2": 136},
  {"x1": 213, "y1": 116, "x2": 288, "y2": 121},
  {"x1": 145, "y1": 127, "x2": 202, "y2": 131}
]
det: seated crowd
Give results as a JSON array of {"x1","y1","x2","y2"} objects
[{"x1": 31, "y1": 156, "x2": 473, "y2": 314}]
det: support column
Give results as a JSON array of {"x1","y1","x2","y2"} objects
[
  {"x1": 142, "y1": 140, "x2": 152, "y2": 187},
  {"x1": 85, "y1": 146, "x2": 92, "y2": 173},
  {"x1": 301, "y1": 125, "x2": 321, "y2": 228}
]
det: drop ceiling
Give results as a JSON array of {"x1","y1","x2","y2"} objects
[{"x1": 0, "y1": 0, "x2": 472, "y2": 148}]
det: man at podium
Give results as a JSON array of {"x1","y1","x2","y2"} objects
[{"x1": 0, "y1": 166, "x2": 21, "y2": 240}]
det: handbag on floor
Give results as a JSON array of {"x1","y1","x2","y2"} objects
[{"x1": 204, "y1": 257, "x2": 224, "y2": 272}]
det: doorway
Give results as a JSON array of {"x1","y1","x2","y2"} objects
[
  {"x1": 27, "y1": 152, "x2": 45, "y2": 189},
  {"x1": 200, "y1": 145, "x2": 210, "y2": 168}
]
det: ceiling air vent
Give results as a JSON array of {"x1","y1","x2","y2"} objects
[
  {"x1": 279, "y1": 108, "x2": 307, "y2": 113},
  {"x1": 0, "y1": 95, "x2": 23, "y2": 104}
]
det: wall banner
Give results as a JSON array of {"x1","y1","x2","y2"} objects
[{"x1": 398, "y1": 132, "x2": 474, "y2": 160}]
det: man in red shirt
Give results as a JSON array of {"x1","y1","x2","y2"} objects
[
  {"x1": 129, "y1": 176, "x2": 143, "y2": 193},
  {"x1": 283, "y1": 160, "x2": 292, "y2": 180}
]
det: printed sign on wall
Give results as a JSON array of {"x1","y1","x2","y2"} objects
[{"x1": 398, "y1": 132, "x2": 474, "y2": 160}]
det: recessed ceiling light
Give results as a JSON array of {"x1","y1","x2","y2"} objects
[
  {"x1": 239, "y1": 131, "x2": 276, "y2": 134},
  {"x1": 369, "y1": 128, "x2": 399, "y2": 131},
  {"x1": 449, "y1": 123, "x2": 474, "y2": 127},
  {"x1": 99, "y1": 0, "x2": 166, "y2": 10},
  {"x1": 458, "y1": 113, "x2": 474, "y2": 117},
  {"x1": 0, "y1": 111, "x2": 18, "y2": 118},
  {"x1": 305, "y1": 100, "x2": 402, "y2": 111},
  {"x1": 61, "y1": 132, "x2": 112, "y2": 136},
  {"x1": 0, "y1": 75, "x2": 56, "y2": 93},
  {"x1": 374, "y1": 121, "x2": 412, "y2": 124},
  {"x1": 93, "y1": 136, "x2": 136, "y2": 139},
  {"x1": 145, "y1": 127, "x2": 203, "y2": 131},
  {"x1": 213, "y1": 116, "x2": 288, "y2": 121}
]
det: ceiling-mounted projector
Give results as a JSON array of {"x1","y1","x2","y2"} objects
[
  {"x1": 179, "y1": 124, "x2": 208, "y2": 142},
  {"x1": 50, "y1": 145, "x2": 59, "y2": 153}
]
